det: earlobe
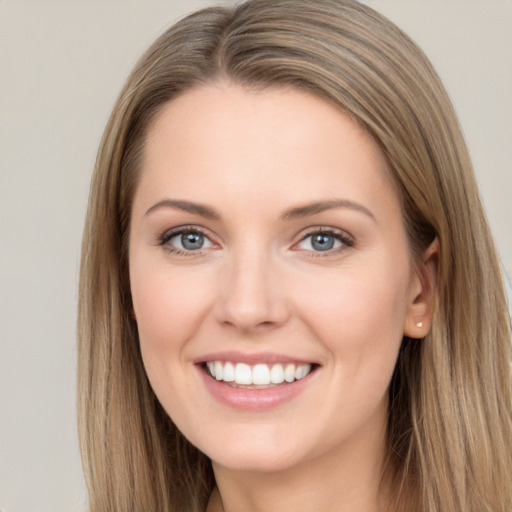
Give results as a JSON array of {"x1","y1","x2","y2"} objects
[{"x1": 403, "y1": 238, "x2": 439, "y2": 338}]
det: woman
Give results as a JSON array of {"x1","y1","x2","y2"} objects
[{"x1": 77, "y1": 0, "x2": 512, "y2": 511}]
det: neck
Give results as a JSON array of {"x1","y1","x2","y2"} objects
[{"x1": 207, "y1": 420, "x2": 392, "y2": 512}]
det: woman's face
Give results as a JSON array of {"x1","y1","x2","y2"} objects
[{"x1": 129, "y1": 84, "x2": 428, "y2": 474}]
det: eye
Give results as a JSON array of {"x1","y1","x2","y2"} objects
[
  {"x1": 295, "y1": 229, "x2": 354, "y2": 253},
  {"x1": 159, "y1": 228, "x2": 215, "y2": 254}
]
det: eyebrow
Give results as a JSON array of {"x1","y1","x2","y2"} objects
[
  {"x1": 281, "y1": 199, "x2": 376, "y2": 222},
  {"x1": 144, "y1": 199, "x2": 221, "y2": 220},
  {"x1": 144, "y1": 198, "x2": 375, "y2": 222}
]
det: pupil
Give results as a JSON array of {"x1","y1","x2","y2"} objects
[
  {"x1": 181, "y1": 232, "x2": 204, "y2": 250},
  {"x1": 312, "y1": 234, "x2": 334, "y2": 251}
]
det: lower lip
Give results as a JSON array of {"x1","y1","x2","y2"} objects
[{"x1": 198, "y1": 366, "x2": 315, "y2": 411}]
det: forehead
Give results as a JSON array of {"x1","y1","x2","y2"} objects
[{"x1": 135, "y1": 83, "x2": 400, "y2": 221}]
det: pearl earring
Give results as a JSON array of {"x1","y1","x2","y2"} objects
[{"x1": 416, "y1": 321, "x2": 423, "y2": 328}]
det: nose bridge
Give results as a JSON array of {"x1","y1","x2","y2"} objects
[{"x1": 216, "y1": 239, "x2": 289, "y2": 331}]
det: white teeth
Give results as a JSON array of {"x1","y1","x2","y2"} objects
[
  {"x1": 206, "y1": 361, "x2": 312, "y2": 386},
  {"x1": 252, "y1": 364, "x2": 271, "y2": 385},
  {"x1": 214, "y1": 361, "x2": 223, "y2": 381},
  {"x1": 270, "y1": 363, "x2": 285, "y2": 384},
  {"x1": 284, "y1": 364, "x2": 295, "y2": 383},
  {"x1": 223, "y1": 361, "x2": 235, "y2": 382},
  {"x1": 234, "y1": 363, "x2": 252, "y2": 385}
]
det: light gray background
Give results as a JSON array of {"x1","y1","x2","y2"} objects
[{"x1": 1, "y1": 1, "x2": 510, "y2": 511}]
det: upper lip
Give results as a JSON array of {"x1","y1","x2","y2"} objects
[{"x1": 193, "y1": 351, "x2": 318, "y2": 366}]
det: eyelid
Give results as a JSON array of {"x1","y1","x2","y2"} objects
[
  {"x1": 155, "y1": 224, "x2": 354, "y2": 256},
  {"x1": 158, "y1": 225, "x2": 207, "y2": 243},
  {"x1": 292, "y1": 226, "x2": 355, "y2": 253},
  {"x1": 157, "y1": 225, "x2": 219, "y2": 255}
]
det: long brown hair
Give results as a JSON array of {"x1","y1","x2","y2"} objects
[{"x1": 78, "y1": 1, "x2": 512, "y2": 510}]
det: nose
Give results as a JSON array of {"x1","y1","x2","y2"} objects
[{"x1": 215, "y1": 247, "x2": 291, "y2": 334}]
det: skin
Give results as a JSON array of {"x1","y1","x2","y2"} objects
[{"x1": 129, "y1": 83, "x2": 437, "y2": 512}]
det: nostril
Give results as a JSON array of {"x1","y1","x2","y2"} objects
[{"x1": 217, "y1": 297, "x2": 291, "y2": 332}]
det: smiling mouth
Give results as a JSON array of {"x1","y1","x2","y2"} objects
[{"x1": 203, "y1": 361, "x2": 316, "y2": 388}]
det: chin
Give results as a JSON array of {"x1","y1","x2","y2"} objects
[
  {"x1": 210, "y1": 450, "x2": 301, "y2": 474},
  {"x1": 196, "y1": 427, "x2": 308, "y2": 474}
]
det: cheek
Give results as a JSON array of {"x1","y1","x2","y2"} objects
[
  {"x1": 297, "y1": 260, "x2": 410, "y2": 372},
  {"x1": 129, "y1": 264, "x2": 215, "y2": 420},
  {"x1": 130, "y1": 262, "x2": 213, "y2": 364}
]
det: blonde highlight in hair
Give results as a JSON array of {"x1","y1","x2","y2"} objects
[{"x1": 78, "y1": 1, "x2": 512, "y2": 510}]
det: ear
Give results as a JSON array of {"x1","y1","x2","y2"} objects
[{"x1": 403, "y1": 238, "x2": 439, "y2": 339}]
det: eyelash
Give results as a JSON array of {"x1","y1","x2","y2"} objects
[
  {"x1": 294, "y1": 228, "x2": 355, "y2": 256},
  {"x1": 158, "y1": 226, "x2": 213, "y2": 257},
  {"x1": 157, "y1": 226, "x2": 355, "y2": 257}
]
